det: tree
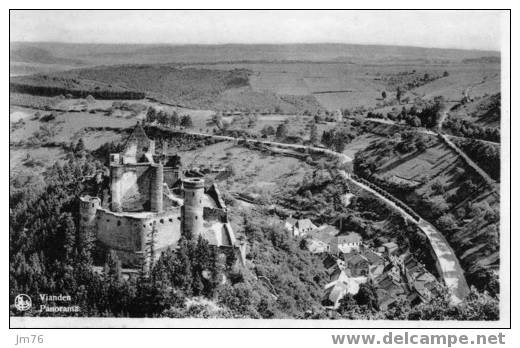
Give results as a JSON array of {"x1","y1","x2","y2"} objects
[
  {"x1": 354, "y1": 283, "x2": 378, "y2": 310},
  {"x1": 321, "y1": 129, "x2": 334, "y2": 149},
  {"x1": 180, "y1": 115, "x2": 193, "y2": 128},
  {"x1": 396, "y1": 87, "x2": 403, "y2": 103},
  {"x1": 309, "y1": 123, "x2": 318, "y2": 144},
  {"x1": 169, "y1": 111, "x2": 180, "y2": 128},
  {"x1": 443, "y1": 71, "x2": 450, "y2": 77},
  {"x1": 410, "y1": 116, "x2": 422, "y2": 127},
  {"x1": 424, "y1": 195, "x2": 449, "y2": 219},
  {"x1": 261, "y1": 125, "x2": 275, "y2": 138},
  {"x1": 146, "y1": 107, "x2": 157, "y2": 123},
  {"x1": 276, "y1": 123, "x2": 288, "y2": 140},
  {"x1": 75, "y1": 138, "x2": 85, "y2": 153},
  {"x1": 381, "y1": 91, "x2": 387, "y2": 100}
]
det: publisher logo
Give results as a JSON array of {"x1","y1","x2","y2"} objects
[{"x1": 14, "y1": 294, "x2": 32, "y2": 311}]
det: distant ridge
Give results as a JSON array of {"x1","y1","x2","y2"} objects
[{"x1": 10, "y1": 41, "x2": 500, "y2": 67}]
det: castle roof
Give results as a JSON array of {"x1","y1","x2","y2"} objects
[{"x1": 123, "y1": 123, "x2": 150, "y2": 150}]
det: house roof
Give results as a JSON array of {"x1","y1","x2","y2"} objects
[
  {"x1": 322, "y1": 254, "x2": 340, "y2": 270},
  {"x1": 297, "y1": 218, "x2": 316, "y2": 230},
  {"x1": 415, "y1": 271, "x2": 436, "y2": 284},
  {"x1": 325, "y1": 281, "x2": 348, "y2": 306},
  {"x1": 286, "y1": 217, "x2": 297, "y2": 226},
  {"x1": 364, "y1": 250, "x2": 384, "y2": 265},
  {"x1": 346, "y1": 254, "x2": 369, "y2": 266},
  {"x1": 375, "y1": 273, "x2": 402, "y2": 292},
  {"x1": 307, "y1": 224, "x2": 338, "y2": 244},
  {"x1": 337, "y1": 232, "x2": 362, "y2": 244},
  {"x1": 383, "y1": 241, "x2": 399, "y2": 249}
]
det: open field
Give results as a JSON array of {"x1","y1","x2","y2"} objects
[
  {"x1": 11, "y1": 41, "x2": 500, "y2": 113},
  {"x1": 177, "y1": 141, "x2": 313, "y2": 199}
]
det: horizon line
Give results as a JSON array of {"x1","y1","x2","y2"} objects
[{"x1": 10, "y1": 40, "x2": 501, "y2": 53}]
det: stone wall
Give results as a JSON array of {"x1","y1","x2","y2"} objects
[
  {"x1": 118, "y1": 165, "x2": 153, "y2": 212},
  {"x1": 94, "y1": 207, "x2": 182, "y2": 267},
  {"x1": 164, "y1": 167, "x2": 181, "y2": 187},
  {"x1": 203, "y1": 206, "x2": 228, "y2": 223},
  {"x1": 95, "y1": 209, "x2": 145, "y2": 252}
]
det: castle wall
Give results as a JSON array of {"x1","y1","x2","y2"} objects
[
  {"x1": 94, "y1": 207, "x2": 182, "y2": 267},
  {"x1": 164, "y1": 167, "x2": 181, "y2": 187},
  {"x1": 203, "y1": 206, "x2": 228, "y2": 222},
  {"x1": 96, "y1": 209, "x2": 145, "y2": 252}
]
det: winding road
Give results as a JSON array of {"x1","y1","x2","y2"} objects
[{"x1": 155, "y1": 125, "x2": 470, "y2": 304}]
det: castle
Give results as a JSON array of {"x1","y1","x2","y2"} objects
[{"x1": 79, "y1": 124, "x2": 244, "y2": 270}]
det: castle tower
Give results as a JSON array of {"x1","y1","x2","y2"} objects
[
  {"x1": 79, "y1": 195, "x2": 101, "y2": 244},
  {"x1": 150, "y1": 163, "x2": 163, "y2": 213},
  {"x1": 110, "y1": 165, "x2": 123, "y2": 212},
  {"x1": 181, "y1": 178, "x2": 205, "y2": 239}
]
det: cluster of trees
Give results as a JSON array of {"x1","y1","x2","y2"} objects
[
  {"x1": 444, "y1": 116, "x2": 500, "y2": 142},
  {"x1": 321, "y1": 128, "x2": 355, "y2": 152},
  {"x1": 237, "y1": 215, "x2": 328, "y2": 318},
  {"x1": 334, "y1": 285, "x2": 498, "y2": 320},
  {"x1": 453, "y1": 139, "x2": 500, "y2": 181},
  {"x1": 10, "y1": 82, "x2": 145, "y2": 100},
  {"x1": 275, "y1": 123, "x2": 288, "y2": 140},
  {"x1": 391, "y1": 99, "x2": 447, "y2": 129},
  {"x1": 381, "y1": 71, "x2": 445, "y2": 96},
  {"x1": 260, "y1": 125, "x2": 276, "y2": 138},
  {"x1": 145, "y1": 108, "x2": 193, "y2": 128},
  {"x1": 9, "y1": 139, "x2": 331, "y2": 318}
]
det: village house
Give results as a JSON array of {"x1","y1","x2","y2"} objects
[
  {"x1": 382, "y1": 241, "x2": 400, "y2": 256},
  {"x1": 323, "y1": 269, "x2": 368, "y2": 309},
  {"x1": 284, "y1": 217, "x2": 318, "y2": 237},
  {"x1": 330, "y1": 232, "x2": 363, "y2": 254},
  {"x1": 374, "y1": 272, "x2": 406, "y2": 310},
  {"x1": 401, "y1": 254, "x2": 439, "y2": 304},
  {"x1": 302, "y1": 224, "x2": 338, "y2": 253},
  {"x1": 343, "y1": 249, "x2": 385, "y2": 278}
]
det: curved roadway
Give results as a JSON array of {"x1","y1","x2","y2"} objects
[{"x1": 159, "y1": 126, "x2": 470, "y2": 304}]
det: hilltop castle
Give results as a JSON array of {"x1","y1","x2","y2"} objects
[{"x1": 79, "y1": 124, "x2": 244, "y2": 270}]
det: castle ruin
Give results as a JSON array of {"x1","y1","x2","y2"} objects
[{"x1": 79, "y1": 123, "x2": 244, "y2": 270}]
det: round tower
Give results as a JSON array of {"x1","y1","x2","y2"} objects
[
  {"x1": 110, "y1": 165, "x2": 123, "y2": 212},
  {"x1": 79, "y1": 195, "x2": 101, "y2": 243},
  {"x1": 181, "y1": 178, "x2": 205, "y2": 239},
  {"x1": 150, "y1": 163, "x2": 163, "y2": 213}
]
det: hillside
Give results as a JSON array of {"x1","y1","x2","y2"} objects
[
  {"x1": 10, "y1": 42, "x2": 500, "y2": 66},
  {"x1": 10, "y1": 45, "x2": 84, "y2": 65},
  {"x1": 449, "y1": 93, "x2": 501, "y2": 127},
  {"x1": 11, "y1": 65, "x2": 325, "y2": 113},
  {"x1": 354, "y1": 132, "x2": 500, "y2": 295},
  {"x1": 10, "y1": 73, "x2": 145, "y2": 100}
]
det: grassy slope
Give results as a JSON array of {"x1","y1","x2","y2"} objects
[{"x1": 354, "y1": 134, "x2": 499, "y2": 292}]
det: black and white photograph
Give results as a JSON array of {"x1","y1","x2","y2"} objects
[{"x1": 8, "y1": 9, "x2": 510, "y2": 333}]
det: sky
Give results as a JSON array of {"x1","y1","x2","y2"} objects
[{"x1": 10, "y1": 10, "x2": 504, "y2": 51}]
